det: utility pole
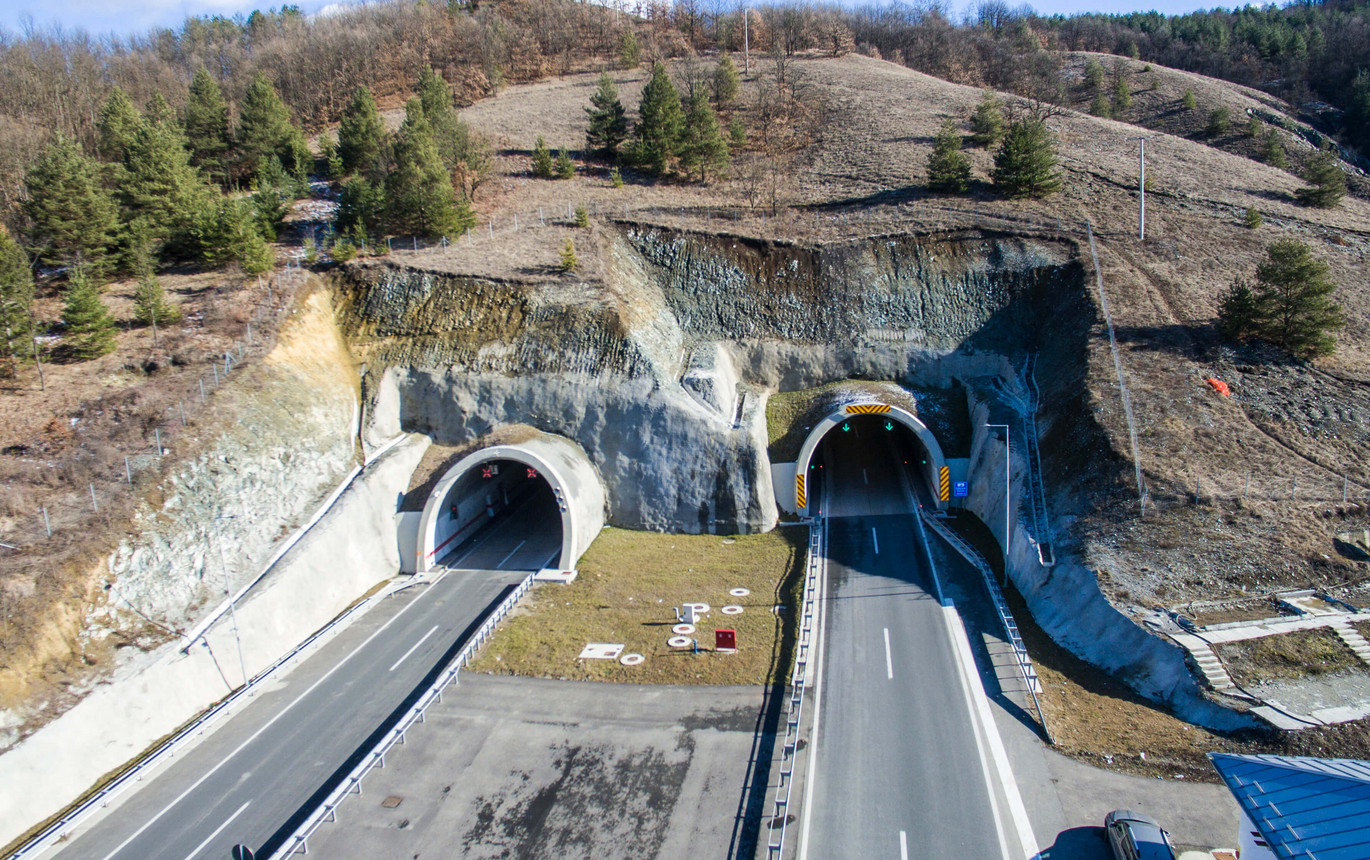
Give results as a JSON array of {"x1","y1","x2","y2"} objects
[{"x1": 1131, "y1": 136, "x2": 1151, "y2": 241}]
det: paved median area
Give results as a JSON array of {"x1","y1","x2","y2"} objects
[{"x1": 302, "y1": 675, "x2": 768, "y2": 860}]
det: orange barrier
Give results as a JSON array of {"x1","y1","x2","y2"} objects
[{"x1": 1206, "y1": 378, "x2": 1231, "y2": 396}]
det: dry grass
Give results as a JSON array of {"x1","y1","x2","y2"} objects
[
  {"x1": 1218, "y1": 628, "x2": 1364, "y2": 686},
  {"x1": 467, "y1": 526, "x2": 804, "y2": 685}
]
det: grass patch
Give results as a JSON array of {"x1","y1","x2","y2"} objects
[
  {"x1": 468, "y1": 527, "x2": 806, "y2": 685},
  {"x1": 1218, "y1": 628, "x2": 1364, "y2": 686}
]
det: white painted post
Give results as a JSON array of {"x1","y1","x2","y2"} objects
[
  {"x1": 180, "y1": 402, "x2": 186, "y2": 426},
  {"x1": 200, "y1": 379, "x2": 206, "y2": 402},
  {"x1": 155, "y1": 428, "x2": 162, "y2": 455},
  {"x1": 125, "y1": 456, "x2": 132, "y2": 483},
  {"x1": 42, "y1": 507, "x2": 51, "y2": 537},
  {"x1": 90, "y1": 484, "x2": 97, "y2": 512}
]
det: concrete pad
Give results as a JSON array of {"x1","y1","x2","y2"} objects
[{"x1": 302, "y1": 675, "x2": 766, "y2": 860}]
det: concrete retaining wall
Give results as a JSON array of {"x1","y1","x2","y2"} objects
[{"x1": 0, "y1": 435, "x2": 430, "y2": 848}]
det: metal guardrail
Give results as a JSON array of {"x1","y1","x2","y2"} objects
[
  {"x1": 919, "y1": 512, "x2": 1053, "y2": 746},
  {"x1": 269, "y1": 569, "x2": 538, "y2": 858},
  {"x1": 4, "y1": 595, "x2": 376, "y2": 860},
  {"x1": 766, "y1": 516, "x2": 825, "y2": 860}
]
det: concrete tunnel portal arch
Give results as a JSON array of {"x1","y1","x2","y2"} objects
[
  {"x1": 793, "y1": 403, "x2": 949, "y2": 514},
  {"x1": 416, "y1": 433, "x2": 606, "y2": 574}
]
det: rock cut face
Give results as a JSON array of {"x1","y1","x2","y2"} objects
[{"x1": 338, "y1": 225, "x2": 1090, "y2": 535}]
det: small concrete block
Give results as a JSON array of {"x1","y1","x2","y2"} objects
[
  {"x1": 535, "y1": 568, "x2": 578, "y2": 584},
  {"x1": 578, "y1": 643, "x2": 624, "y2": 660},
  {"x1": 381, "y1": 796, "x2": 403, "y2": 809}
]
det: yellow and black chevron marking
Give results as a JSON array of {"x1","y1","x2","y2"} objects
[
  {"x1": 796, "y1": 474, "x2": 807, "y2": 509},
  {"x1": 939, "y1": 467, "x2": 950, "y2": 501},
  {"x1": 845, "y1": 403, "x2": 891, "y2": 415}
]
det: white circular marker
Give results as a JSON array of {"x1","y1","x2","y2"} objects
[
  {"x1": 729, "y1": 588, "x2": 750, "y2": 598},
  {"x1": 686, "y1": 602, "x2": 710, "y2": 614},
  {"x1": 722, "y1": 605, "x2": 744, "y2": 615},
  {"x1": 672, "y1": 623, "x2": 696, "y2": 635},
  {"x1": 620, "y1": 653, "x2": 644, "y2": 666},
  {"x1": 668, "y1": 636, "x2": 691, "y2": 648}
]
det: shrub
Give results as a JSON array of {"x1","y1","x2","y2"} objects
[
  {"x1": 133, "y1": 275, "x2": 182, "y2": 327},
  {"x1": 556, "y1": 146, "x2": 575, "y2": 179},
  {"x1": 1083, "y1": 58, "x2": 1105, "y2": 90},
  {"x1": 559, "y1": 238, "x2": 578, "y2": 272},
  {"x1": 1243, "y1": 206, "x2": 1262, "y2": 229},
  {"x1": 926, "y1": 118, "x2": 971, "y2": 193},
  {"x1": 610, "y1": 167, "x2": 624, "y2": 188},
  {"x1": 1206, "y1": 107, "x2": 1231, "y2": 137},
  {"x1": 1262, "y1": 129, "x2": 1288, "y2": 168},
  {"x1": 575, "y1": 205, "x2": 589, "y2": 227},
  {"x1": 969, "y1": 91, "x2": 1005, "y2": 148},
  {"x1": 1182, "y1": 89, "x2": 1197, "y2": 110},
  {"x1": 532, "y1": 136, "x2": 553, "y2": 178},
  {"x1": 991, "y1": 118, "x2": 1061, "y2": 199},
  {"x1": 1294, "y1": 151, "x2": 1346, "y2": 208}
]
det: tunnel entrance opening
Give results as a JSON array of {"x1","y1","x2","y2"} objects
[
  {"x1": 807, "y1": 414, "x2": 934, "y2": 518},
  {"x1": 426, "y1": 457, "x2": 565, "y2": 572}
]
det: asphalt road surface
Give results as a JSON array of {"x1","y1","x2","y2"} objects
[
  {"x1": 802, "y1": 419, "x2": 1008, "y2": 860},
  {"x1": 440, "y1": 480, "x2": 563, "y2": 571},
  {"x1": 55, "y1": 567, "x2": 526, "y2": 860}
]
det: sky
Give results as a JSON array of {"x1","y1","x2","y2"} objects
[{"x1": 0, "y1": 0, "x2": 1245, "y2": 40}]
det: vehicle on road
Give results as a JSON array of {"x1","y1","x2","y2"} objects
[{"x1": 1104, "y1": 809, "x2": 1178, "y2": 860}]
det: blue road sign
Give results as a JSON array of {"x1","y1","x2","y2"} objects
[{"x1": 953, "y1": 481, "x2": 969, "y2": 498}]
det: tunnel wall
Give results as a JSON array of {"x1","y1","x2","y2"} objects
[
  {"x1": 416, "y1": 430, "x2": 606, "y2": 571},
  {"x1": 792, "y1": 404, "x2": 948, "y2": 513}
]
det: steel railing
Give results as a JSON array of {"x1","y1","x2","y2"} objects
[
  {"x1": 269, "y1": 569, "x2": 538, "y2": 858},
  {"x1": 920, "y1": 512, "x2": 1053, "y2": 746},
  {"x1": 766, "y1": 516, "x2": 826, "y2": 859}
]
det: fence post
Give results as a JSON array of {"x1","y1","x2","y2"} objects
[
  {"x1": 413, "y1": 236, "x2": 418, "y2": 251},
  {"x1": 1244, "y1": 471, "x2": 1250, "y2": 501},
  {"x1": 199, "y1": 379, "x2": 206, "y2": 403},
  {"x1": 1344, "y1": 475, "x2": 1349, "y2": 503},
  {"x1": 42, "y1": 507, "x2": 51, "y2": 537},
  {"x1": 1292, "y1": 477, "x2": 1297, "y2": 501},
  {"x1": 155, "y1": 428, "x2": 162, "y2": 456},
  {"x1": 90, "y1": 484, "x2": 98, "y2": 512},
  {"x1": 213, "y1": 365, "x2": 219, "y2": 387},
  {"x1": 513, "y1": 214, "x2": 518, "y2": 231},
  {"x1": 539, "y1": 207, "x2": 545, "y2": 226},
  {"x1": 180, "y1": 402, "x2": 186, "y2": 426},
  {"x1": 125, "y1": 456, "x2": 132, "y2": 484},
  {"x1": 489, "y1": 221, "x2": 494, "y2": 238},
  {"x1": 387, "y1": 237, "x2": 392, "y2": 253}
]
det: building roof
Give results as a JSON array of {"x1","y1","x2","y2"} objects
[{"x1": 1209, "y1": 753, "x2": 1370, "y2": 860}]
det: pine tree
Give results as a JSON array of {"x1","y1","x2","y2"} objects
[
  {"x1": 532, "y1": 135, "x2": 554, "y2": 178},
  {"x1": 452, "y1": 194, "x2": 477, "y2": 237},
  {"x1": 121, "y1": 117, "x2": 214, "y2": 248},
  {"x1": 1206, "y1": 107, "x2": 1231, "y2": 137},
  {"x1": 23, "y1": 136, "x2": 119, "y2": 269},
  {"x1": 97, "y1": 87, "x2": 142, "y2": 163},
  {"x1": 338, "y1": 86, "x2": 386, "y2": 177},
  {"x1": 194, "y1": 197, "x2": 274, "y2": 273},
  {"x1": 619, "y1": 30, "x2": 641, "y2": 69},
  {"x1": 144, "y1": 93, "x2": 176, "y2": 127},
  {"x1": 1217, "y1": 278, "x2": 1260, "y2": 342},
  {"x1": 236, "y1": 74, "x2": 299, "y2": 184},
  {"x1": 556, "y1": 146, "x2": 575, "y2": 179},
  {"x1": 0, "y1": 229, "x2": 34, "y2": 373},
  {"x1": 633, "y1": 62, "x2": 685, "y2": 175},
  {"x1": 969, "y1": 91, "x2": 1005, "y2": 148},
  {"x1": 416, "y1": 65, "x2": 491, "y2": 194},
  {"x1": 1083, "y1": 58, "x2": 1104, "y2": 90},
  {"x1": 991, "y1": 118, "x2": 1061, "y2": 199},
  {"x1": 337, "y1": 175, "x2": 386, "y2": 239},
  {"x1": 1243, "y1": 206, "x2": 1262, "y2": 229},
  {"x1": 251, "y1": 155, "x2": 294, "y2": 240},
  {"x1": 185, "y1": 68, "x2": 232, "y2": 187},
  {"x1": 61, "y1": 268, "x2": 117, "y2": 360},
  {"x1": 385, "y1": 100, "x2": 464, "y2": 238},
  {"x1": 1252, "y1": 239, "x2": 1342, "y2": 358},
  {"x1": 559, "y1": 237, "x2": 578, "y2": 272},
  {"x1": 575, "y1": 204, "x2": 589, "y2": 227},
  {"x1": 1111, "y1": 76, "x2": 1132, "y2": 113},
  {"x1": 679, "y1": 90, "x2": 730, "y2": 182},
  {"x1": 712, "y1": 55, "x2": 741, "y2": 106},
  {"x1": 1262, "y1": 129, "x2": 1288, "y2": 168},
  {"x1": 1090, "y1": 93, "x2": 1112, "y2": 118},
  {"x1": 1181, "y1": 89, "x2": 1197, "y2": 110},
  {"x1": 1294, "y1": 151, "x2": 1346, "y2": 208},
  {"x1": 926, "y1": 118, "x2": 972, "y2": 193},
  {"x1": 585, "y1": 73, "x2": 629, "y2": 161},
  {"x1": 133, "y1": 274, "x2": 181, "y2": 327}
]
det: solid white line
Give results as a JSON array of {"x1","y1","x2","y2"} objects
[
  {"x1": 98, "y1": 584, "x2": 436, "y2": 860},
  {"x1": 182, "y1": 801, "x2": 249, "y2": 860},
  {"x1": 797, "y1": 518, "x2": 830, "y2": 860},
  {"x1": 496, "y1": 539, "x2": 527, "y2": 569},
  {"x1": 884, "y1": 628, "x2": 893, "y2": 680},
  {"x1": 872, "y1": 528, "x2": 879, "y2": 555},
  {"x1": 900, "y1": 830, "x2": 909, "y2": 860},
  {"x1": 942, "y1": 603, "x2": 1012, "y2": 860},
  {"x1": 389, "y1": 624, "x2": 439, "y2": 672}
]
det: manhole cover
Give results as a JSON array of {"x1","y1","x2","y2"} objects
[{"x1": 381, "y1": 796, "x2": 403, "y2": 809}]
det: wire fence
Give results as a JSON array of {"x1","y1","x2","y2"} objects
[{"x1": 0, "y1": 265, "x2": 311, "y2": 561}]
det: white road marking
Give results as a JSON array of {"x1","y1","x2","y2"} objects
[
  {"x1": 182, "y1": 801, "x2": 249, "y2": 860},
  {"x1": 97, "y1": 584, "x2": 437, "y2": 860},
  {"x1": 496, "y1": 539, "x2": 526, "y2": 569},
  {"x1": 872, "y1": 528, "x2": 879, "y2": 555},
  {"x1": 389, "y1": 624, "x2": 439, "y2": 672},
  {"x1": 944, "y1": 606, "x2": 1040, "y2": 860},
  {"x1": 900, "y1": 830, "x2": 909, "y2": 860},
  {"x1": 884, "y1": 628, "x2": 893, "y2": 680}
]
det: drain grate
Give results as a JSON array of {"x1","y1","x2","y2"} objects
[{"x1": 381, "y1": 795, "x2": 404, "y2": 809}]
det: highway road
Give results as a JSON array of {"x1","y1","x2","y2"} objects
[
  {"x1": 440, "y1": 479, "x2": 563, "y2": 571},
  {"x1": 801, "y1": 418, "x2": 1012, "y2": 860},
  {"x1": 54, "y1": 565, "x2": 529, "y2": 859}
]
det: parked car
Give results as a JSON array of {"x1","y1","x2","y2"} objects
[{"x1": 1104, "y1": 809, "x2": 1178, "y2": 860}]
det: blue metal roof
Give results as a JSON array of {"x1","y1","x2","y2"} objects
[{"x1": 1209, "y1": 753, "x2": 1370, "y2": 860}]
